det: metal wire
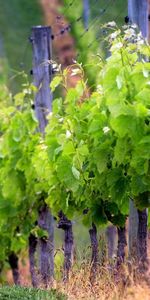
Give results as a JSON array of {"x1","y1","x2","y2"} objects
[{"x1": 51, "y1": 0, "x2": 113, "y2": 40}]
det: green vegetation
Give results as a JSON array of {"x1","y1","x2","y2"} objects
[
  {"x1": 45, "y1": 25, "x2": 150, "y2": 227},
  {"x1": 0, "y1": 23, "x2": 149, "y2": 285},
  {"x1": 0, "y1": 286, "x2": 66, "y2": 300}
]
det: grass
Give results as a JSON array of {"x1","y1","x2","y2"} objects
[
  {"x1": 2, "y1": 265, "x2": 150, "y2": 300},
  {"x1": 57, "y1": 264, "x2": 150, "y2": 300},
  {"x1": 0, "y1": 286, "x2": 66, "y2": 300}
]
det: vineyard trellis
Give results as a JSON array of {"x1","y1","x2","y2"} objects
[{"x1": 0, "y1": 0, "x2": 150, "y2": 289}]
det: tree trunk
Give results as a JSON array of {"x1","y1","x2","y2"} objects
[
  {"x1": 29, "y1": 233, "x2": 38, "y2": 287},
  {"x1": 89, "y1": 223, "x2": 98, "y2": 280},
  {"x1": 117, "y1": 226, "x2": 127, "y2": 267},
  {"x1": 8, "y1": 252, "x2": 20, "y2": 285},
  {"x1": 38, "y1": 204, "x2": 54, "y2": 286},
  {"x1": 106, "y1": 225, "x2": 117, "y2": 260},
  {"x1": 57, "y1": 211, "x2": 74, "y2": 281},
  {"x1": 137, "y1": 209, "x2": 148, "y2": 270}
]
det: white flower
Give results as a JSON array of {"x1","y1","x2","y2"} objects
[
  {"x1": 41, "y1": 144, "x2": 48, "y2": 150},
  {"x1": 110, "y1": 32, "x2": 118, "y2": 40},
  {"x1": 66, "y1": 130, "x2": 72, "y2": 138},
  {"x1": 110, "y1": 30, "x2": 120, "y2": 40},
  {"x1": 103, "y1": 126, "x2": 110, "y2": 134},
  {"x1": 48, "y1": 112, "x2": 53, "y2": 119},
  {"x1": 97, "y1": 84, "x2": 103, "y2": 94},
  {"x1": 59, "y1": 117, "x2": 64, "y2": 123},
  {"x1": 131, "y1": 24, "x2": 137, "y2": 29},
  {"x1": 111, "y1": 42, "x2": 123, "y2": 51},
  {"x1": 125, "y1": 28, "x2": 135, "y2": 35},
  {"x1": 107, "y1": 21, "x2": 116, "y2": 28}
]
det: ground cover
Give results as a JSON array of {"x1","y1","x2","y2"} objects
[{"x1": 0, "y1": 286, "x2": 66, "y2": 300}]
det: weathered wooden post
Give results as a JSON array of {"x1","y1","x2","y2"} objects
[
  {"x1": 128, "y1": 0, "x2": 149, "y2": 267},
  {"x1": 83, "y1": 0, "x2": 90, "y2": 30},
  {"x1": 31, "y1": 25, "x2": 54, "y2": 286},
  {"x1": 148, "y1": 0, "x2": 150, "y2": 42},
  {"x1": 128, "y1": 0, "x2": 148, "y2": 37},
  {"x1": 128, "y1": 200, "x2": 138, "y2": 260},
  {"x1": 106, "y1": 225, "x2": 117, "y2": 261}
]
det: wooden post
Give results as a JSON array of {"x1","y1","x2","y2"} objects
[
  {"x1": 31, "y1": 26, "x2": 54, "y2": 286},
  {"x1": 128, "y1": 0, "x2": 139, "y2": 25},
  {"x1": 128, "y1": 0, "x2": 148, "y2": 37},
  {"x1": 31, "y1": 26, "x2": 53, "y2": 132},
  {"x1": 106, "y1": 225, "x2": 117, "y2": 261},
  {"x1": 128, "y1": 0, "x2": 149, "y2": 264},
  {"x1": 138, "y1": 0, "x2": 148, "y2": 38},
  {"x1": 148, "y1": 0, "x2": 150, "y2": 42},
  {"x1": 83, "y1": 0, "x2": 90, "y2": 30},
  {"x1": 128, "y1": 200, "x2": 138, "y2": 260}
]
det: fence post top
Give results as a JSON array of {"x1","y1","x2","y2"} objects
[{"x1": 32, "y1": 25, "x2": 51, "y2": 31}]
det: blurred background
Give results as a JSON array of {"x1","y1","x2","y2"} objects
[{"x1": 0, "y1": 0, "x2": 127, "y2": 91}]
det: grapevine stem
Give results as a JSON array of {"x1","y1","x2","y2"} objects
[
  {"x1": 89, "y1": 223, "x2": 99, "y2": 281},
  {"x1": 29, "y1": 233, "x2": 38, "y2": 287},
  {"x1": 8, "y1": 252, "x2": 21, "y2": 286}
]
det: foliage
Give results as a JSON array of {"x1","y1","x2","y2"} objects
[
  {"x1": 0, "y1": 25, "x2": 150, "y2": 278},
  {"x1": 0, "y1": 79, "x2": 42, "y2": 270},
  {"x1": 0, "y1": 286, "x2": 66, "y2": 300},
  {"x1": 43, "y1": 25, "x2": 150, "y2": 224}
]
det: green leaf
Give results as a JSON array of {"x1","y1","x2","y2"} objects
[
  {"x1": 116, "y1": 75, "x2": 123, "y2": 89},
  {"x1": 143, "y1": 68, "x2": 149, "y2": 78},
  {"x1": 31, "y1": 109, "x2": 38, "y2": 123},
  {"x1": 72, "y1": 166, "x2": 80, "y2": 180},
  {"x1": 56, "y1": 157, "x2": 80, "y2": 192},
  {"x1": 63, "y1": 141, "x2": 75, "y2": 156},
  {"x1": 77, "y1": 144, "x2": 89, "y2": 157},
  {"x1": 14, "y1": 92, "x2": 24, "y2": 106},
  {"x1": 52, "y1": 98, "x2": 63, "y2": 114},
  {"x1": 50, "y1": 76, "x2": 62, "y2": 92}
]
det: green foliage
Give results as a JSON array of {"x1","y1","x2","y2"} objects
[
  {"x1": 0, "y1": 25, "x2": 150, "y2": 278},
  {"x1": 0, "y1": 286, "x2": 66, "y2": 300},
  {"x1": 42, "y1": 25, "x2": 150, "y2": 226},
  {"x1": 0, "y1": 81, "x2": 41, "y2": 271}
]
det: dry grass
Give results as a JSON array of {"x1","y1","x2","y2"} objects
[
  {"x1": 6, "y1": 258, "x2": 150, "y2": 299},
  {"x1": 53, "y1": 263, "x2": 150, "y2": 300}
]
